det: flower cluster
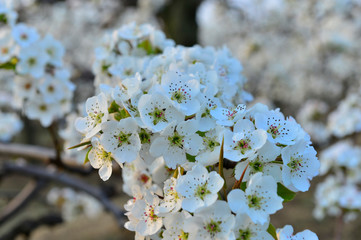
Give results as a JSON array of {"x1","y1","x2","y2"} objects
[
  {"x1": 73, "y1": 23, "x2": 319, "y2": 239},
  {"x1": 0, "y1": 2, "x2": 74, "y2": 127},
  {"x1": 197, "y1": 0, "x2": 361, "y2": 113},
  {"x1": 47, "y1": 187, "x2": 103, "y2": 222},
  {"x1": 327, "y1": 88, "x2": 361, "y2": 138},
  {"x1": 0, "y1": 111, "x2": 23, "y2": 141},
  {"x1": 314, "y1": 141, "x2": 361, "y2": 222}
]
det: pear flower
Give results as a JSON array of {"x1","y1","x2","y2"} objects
[
  {"x1": 228, "y1": 172, "x2": 283, "y2": 225},
  {"x1": 88, "y1": 137, "x2": 114, "y2": 181},
  {"x1": 281, "y1": 140, "x2": 319, "y2": 192},
  {"x1": 277, "y1": 225, "x2": 318, "y2": 240},
  {"x1": 184, "y1": 201, "x2": 235, "y2": 240},
  {"x1": 150, "y1": 120, "x2": 203, "y2": 168},
  {"x1": 176, "y1": 164, "x2": 224, "y2": 212},
  {"x1": 138, "y1": 93, "x2": 184, "y2": 133},
  {"x1": 224, "y1": 119, "x2": 267, "y2": 161},
  {"x1": 75, "y1": 92, "x2": 109, "y2": 139},
  {"x1": 100, "y1": 117, "x2": 141, "y2": 165}
]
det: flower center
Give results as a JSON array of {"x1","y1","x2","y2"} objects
[
  {"x1": 201, "y1": 108, "x2": 211, "y2": 118},
  {"x1": 249, "y1": 159, "x2": 263, "y2": 172},
  {"x1": 247, "y1": 195, "x2": 263, "y2": 209},
  {"x1": 267, "y1": 124, "x2": 281, "y2": 139},
  {"x1": 177, "y1": 230, "x2": 189, "y2": 239},
  {"x1": 116, "y1": 131, "x2": 132, "y2": 147},
  {"x1": 234, "y1": 139, "x2": 251, "y2": 154},
  {"x1": 203, "y1": 136, "x2": 220, "y2": 152},
  {"x1": 237, "y1": 228, "x2": 252, "y2": 240},
  {"x1": 89, "y1": 112, "x2": 104, "y2": 125},
  {"x1": 47, "y1": 48, "x2": 54, "y2": 56},
  {"x1": 149, "y1": 107, "x2": 167, "y2": 125},
  {"x1": 171, "y1": 88, "x2": 186, "y2": 103},
  {"x1": 28, "y1": 57, "x2": 36, "y2": 66},
  {"x1": 139, "y1": 174, "x2": 150, "y2": 184},
  {"x1": 204, "y1": 220, "x2": 222, "y2": 236},
  {"x1": 139, "y1": 128, "x2": 151, "y2": 144},
  {"x1": 168, "y1": 132, "x2": 184, "y2": 148},
  {"x1": 1, "y1": 47, "x2": 9, "y2": 54},
  {"x1": 195, "y1": 183, "x2": 211, "y2": 200},
  {"x1": 144, "y1": 205, "x2": 158, "y2": 222},
  {"x1": 287, "y1": 157, "x2": 303, "y2": 172},
  {"x1": 39, "y1": 104, "x2": 47, "y2": 111}
]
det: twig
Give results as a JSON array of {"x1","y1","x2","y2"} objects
[
  {"x1": 0, "y1": 143, "x2": 93, "y2": 175},
  {"x1": 48, "y1": 122, "x2": 62, "y2": 164},
  {"x1": 0, "y1": 180, "x2": 47, "y2": 226},
  {"x1": 218, "y1": 136, "x2": 227, "y2": 200},
  {"x1": 0, "y1": 214, "x2": 63, "y2": 240},
  {"x1": 334, "y1": 211, "x2": 344, "y2": 240},
  {"x1": 1, "y1": 162, "x2": 126, "y2": 227}
]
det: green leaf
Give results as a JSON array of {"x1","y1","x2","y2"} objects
[
  {"x1": 68, "y1": 141, "x2": 91, "y2": 150},
  {"x1": 196, "y1": 131, "x2": 206, "y2": 137},
  {"x1": 108, "y1": 100, "x2": 121, "y2": 114},
  {"x1": 240, "y1": 182, "x2": 247, "y2": 191},
  {"x1": 114, "y1": 108, "x2": 131, "y2": 121},
  {"x1": 84, "y1": 146, "x2": 93, "y2": 164},
  {"x1": 0, "y1": 60, "x2": 16, "y2": 70},
  {"x1": 277, "y1": 183, "x2": 296, "y2": 202},
  {"x1": 186, "y1": 153, "x2": 196, "y2": 162},
  {"x1": 0, "y1": 14, "x2": 7, "y2": 23},
  {"x1": 137, "y1": 39, "x2": 162, "y2": 55},
  {"x1": 267, "y1": 223, "x2": 278, "y2": 240}
]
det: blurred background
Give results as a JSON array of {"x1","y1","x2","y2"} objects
[{"x1": 1, "y1": 0, "x2": 361, "y2": 239}]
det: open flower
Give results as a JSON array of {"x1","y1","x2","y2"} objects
[
  {"x1": 176, "y1": 164, "x2": 224, "y2": 212},
  {"x1": 75, "y1": 92, "x2": 109, "y2": 139},
  {"x1": 100, "y1": 117, "x2": 141, "y2": 165},
  {"x1": 228, "y1": 172, "x2": 283, "y2": 225}
]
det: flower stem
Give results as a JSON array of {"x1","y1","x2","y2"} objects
[
  {"x1": 232, "y1": 162, "x2": 249, "y2": 189},
  {"x1": 218, "y1": 136, "x2": 227, "y2": 200}
]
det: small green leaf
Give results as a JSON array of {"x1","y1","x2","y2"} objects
[
  {"x1": 84, "y1": 146, "x2": 93, "y2": 164},
  {"x1": 240, "y1": 182, "x2": 247, "y2": 191},
  {"x1": 0, "y1": 14, "x2": 7, "y2": 23},
  {"x1": 137, "y1": 39, "x2": 162, "y2": 55},
  {"x1": 277, "y1": 183, "x2": 296, "y2": 202},
  {"x1": 68, "y1": 141, "x2": 91, "y2": 150},
  {"x1": 114, "y1": 108, "x2": 131, "y2": 121},
  {"x1": 186, "y1": 153, "x2": 196, "y2": 162},
  {"x1": 267, "y1": 223, "x2": 278, "y2": 240},
  {"x1": 108, "y1": 100, "x2": 121, "y2": 114},
  {"x1": 0, "y1": 60, "x2": 16, "y2": 70},
  {"x1": 196, "y1": 131, "x2": 206, "y2": 137}
]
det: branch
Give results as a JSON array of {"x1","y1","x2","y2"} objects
[
  {"x1": 0, "y1": 180, "x2": 47, "y2": 226},
  {"x1": 1, "y1": 162, "x2": 126, "y2": 227},
  {"x1": 1, "y1": 214, "x2": 63, "y2": 240},
  {"x1": 0, "y1": 143, "x2": 93, "y2": 175}
]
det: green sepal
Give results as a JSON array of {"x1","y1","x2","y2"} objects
[
  {"x1": 84, "y1": 146, "x2": 93, "y2": 164},
  {"x1": 137, "y1": 39, "x2": 162, "y2": 55},
  {"x1": 108, "y1": 100, "x2": 121, "y2": 114},
  {"x1": 114, "y1": 108, "x2": 131, "y2": 121},
  {"x1": 186, "y1": 153, "x2": 196, "y2": 162},
  {"x1": 277, "y1": 183, "x2": 296, "y2": 202},
  {"x1": 68, "y1": 141, "x2": 91, "y2": 150},
  {"x1": 267, "y1": 223, "x2": 278, "y2": 240}
]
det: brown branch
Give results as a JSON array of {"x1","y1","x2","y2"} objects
[
  {"x1": 0, "y1": 142, "x2": 92, "y2": 175},
  {"x1": 0, "y1": 180, "x2": 47, "y2": 225},
  {"x1": 1, "y1": 162, "x2": 126, "y2": 227}
]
